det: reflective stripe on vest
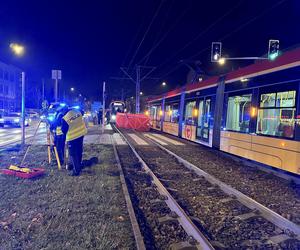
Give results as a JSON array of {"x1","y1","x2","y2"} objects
[
  {"x1": 56, "y1": 126, "x2": 63, "y2": 136},
  {"x1": 63, "y1": 110, "x2": 87, "y2": 142}
]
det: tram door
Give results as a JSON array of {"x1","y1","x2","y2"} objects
[{"x1": 196, "y1": 98, "x2": 211, "y2": 142}]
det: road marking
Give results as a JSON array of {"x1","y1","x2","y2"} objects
[
  {"x1": 128, "y1": 133, "x2": 149, "y2": 145},
  {"x1": 151, "y1": 133, "x2": 184, "y2": 145},
  {"x1": 99, "y1": 134, "x2": 112, "y2": 144},
  {"x1": 113, "y1": 133, "x2": 126, "y2": 145},
  {"x1": 144, "y1": 134, "x2": 168, "y2": 145}
]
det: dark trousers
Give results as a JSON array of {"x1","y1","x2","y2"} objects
[
  {"x1": 55, "y1": 135, "x2": 66, "y2": 165},
  {"x1": 67, "y1": 136, "x2": 84, "y2": 175}
]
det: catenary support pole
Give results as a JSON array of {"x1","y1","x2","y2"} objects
[
  {"x1": 136, "y1": 66, "x2": 140, "y2": 113},
  {"x1": 21, "y1": 72, "x2": 26, "y2": 146},
  {"x1": 102, "y1": 81, "x2": 106, "y2": 133}
]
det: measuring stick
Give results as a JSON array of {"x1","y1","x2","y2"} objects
[
  {"x1": 53, "y1": 146, "x2": 61, "y2": 170},
  {"x1": 20, "y1": 120, "x2": 42, "y2": 167}
]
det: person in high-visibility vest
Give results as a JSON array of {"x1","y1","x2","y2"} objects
[
  {"x1": 50, "y1": 106, "x2": 67, "y2": 165},
  {"x1": 62, "y1": 108, "x2": 87, "y2": 176}
]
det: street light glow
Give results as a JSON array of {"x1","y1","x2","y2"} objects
[
  {"x1": 71, "y1": 87, "x2": 75, "y2": 91},
  {"x1": 140, "y1": 91, "x2": 143, "y2": 95},
  {"x1": 162, "y1": 81, "x2": 166, "y2": 86},
  {"x1": 218, "y1": 57, "x2": 226, "y2": 65},
  {"x1": 10, "y1": 43, "x2": 25, "y2": 56}
]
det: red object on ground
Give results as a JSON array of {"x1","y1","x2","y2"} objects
[
  {"x1": 116, "y1": 113, "x2": 150, "y2": 132},
  {"x1": 1, "y1": 168, "x2": 45, "y2": 179}
]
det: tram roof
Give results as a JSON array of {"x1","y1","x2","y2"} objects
[{"x1": 148, "y1": 47, "x2": 300, "y2": 103}]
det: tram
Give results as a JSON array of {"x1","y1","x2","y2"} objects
[
  {"x1": 148, "y1": 47, "x2": 300, "y2": 175},
  {"x1": 109, "y1": 101, "x2": 126, "y2": 123}
]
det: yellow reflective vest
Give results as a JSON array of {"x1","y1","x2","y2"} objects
[
  {"x1": 56, "y1": 126, "x2": 63, "y2": 136},
  {"x1": 63, "y1": 109, "x2": 87, "y2": 142}
]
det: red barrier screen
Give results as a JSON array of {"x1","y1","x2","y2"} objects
[{"x1": 116, "y1": 113, "x2": 150, "y2": 132}]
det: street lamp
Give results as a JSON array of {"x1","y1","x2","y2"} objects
[
  {"x1": 70, "y1": 87, "x2": 75, "y2": 92},
  {"x1": 162, "y1": 81, "x2": 166, "y2": 86},
  {"x1": 10, "y1": 43, "x2": 26, "y2": 146},
  {"x1": 218, "y1": 57, "x2": 226, "y2": 66},
  {"x1": 10, "y1": 43, "x2": 25, "y2": 57},
  {"x1": 139, "y1": 91, "x2": 143, "y2": 95}
]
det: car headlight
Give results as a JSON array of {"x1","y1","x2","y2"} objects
[{"x1": 14, "y1": 118, "x2": 20, "y2": 122}]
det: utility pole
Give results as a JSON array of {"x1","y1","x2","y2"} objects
[
  {"x1": 21, "y1": 72, "x2": 25, "y2": 146},
  {"x1": 136, "y1": 66, "x2": 140, "y2": 113},
  {"x1": 102, "y1": 81, "x2": 106, "y2": 133},
  {"x1": 54, "y1": 78, "x2": 58, "y2": 102},
  {"x1": 118, "y1": 65, "x2": 157, "y2": 114}
]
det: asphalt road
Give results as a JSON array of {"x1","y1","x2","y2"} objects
[{"x1": 0, "y1": 120, "x2": 47, "y2": 148}]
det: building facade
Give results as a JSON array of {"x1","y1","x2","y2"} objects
[{"x1": 0, "y1": 61, "x2": 21, "y2": 112}]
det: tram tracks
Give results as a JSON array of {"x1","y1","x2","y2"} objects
[
  {"x1": 112, "y1": 126, "x2": 214, "y2": 249},
  {"x1": 114, "y1": 127, "x2": 300, "y2": 249}
]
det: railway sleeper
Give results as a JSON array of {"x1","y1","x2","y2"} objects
[{"x1": 168, "y1": 241, "x2": 200, "y2": 250}]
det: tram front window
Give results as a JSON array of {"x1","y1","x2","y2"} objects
[
  {"x1": 257, "y1": 90, "x2": 296, "y2": 138},
  {"x1": 226, "y1": 94, "x2": 252, "y2": 133}
]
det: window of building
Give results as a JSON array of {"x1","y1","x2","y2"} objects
[
  {"x1": 184, "y1": 101, "x2": 196, "y2": 125},
  {"x1": 4, "y1": 71, "x2": 8, "y2": 81},
  {"x1": 226, "y1": 94, "x2": 252, "y2": 133},
  {"x1": 10, "y1": 73, "x2": 14, "y2": 82},
  {"x1": 4, "y1": 85, "x2": 8, "y2": 95},
  {"x1": 257, "y1": 90, "x2": 296, "y2": 138}
]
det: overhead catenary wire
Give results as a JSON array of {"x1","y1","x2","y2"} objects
[
  {"x1": 127, "y1": 0, "x2": 164, "y2": 70},
  {"x1": 189, "y1": 0, "x2": 287, "y2": 60},
  {"x1": 151, "y1": 0, "x2": 244, "y2": 72},
  {"x1": 156, "y1": 0, "x2": 288, "y2": 81},
  {"x1": 137, "y1": 0, "x2": 192, "y2": 66},
  {"x1": 142, "y1": 0, "x2": 176, "y2": 65}
]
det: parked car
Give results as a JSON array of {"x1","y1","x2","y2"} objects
[
  {"x1": 27, "y1": 111, "x2": 40, "y2": 120},
  {"x1": 0, "y1": 112, "x2": 31, "y2": 127}
]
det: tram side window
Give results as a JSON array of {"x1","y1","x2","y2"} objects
[
  {"x1": 157, "y1": 106, "x2": 162, "y2": 121},
  {"x1": 164, "y1": 105, "x2": 172, "y2": 122},
  {"x1": 226, "y1": 94, "x2": 252, "y2": 133},
  {"x1": 150, "y1": 106, "x2": 157, "y2": 120},
  {"x1": 184, "y1": 101, "x2": 196, "y2": 125},
  {"x1": 257, "y1": 90, "x2": 296, "y2": 138},
  {"x1": 171, "y1": 103, "x2": 179, "y2": 123}
]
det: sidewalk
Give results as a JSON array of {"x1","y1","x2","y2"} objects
[{"x1": 84, "y1": 124, "x2": 126, "y2": 145}]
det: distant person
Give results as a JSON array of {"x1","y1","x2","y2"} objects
[
  {"x1": 98, "y1": 109, "x2": 103, "y2": 125},
  {"x1": 62, "y1": 108, "x2": 87, "y2": 176},
  {"x1": 105, "y1": 110, "x2": 110, "y2": 124}
]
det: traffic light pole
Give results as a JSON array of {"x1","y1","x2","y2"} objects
[{"x1": 21, "y1": 72, "x2": 25, "y2": 146}]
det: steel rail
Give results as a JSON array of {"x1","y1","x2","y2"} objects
[
  {"x1": 111, "y1": 135, "x2": 146, "y2": 250},
  {"x1": 113, "y1": 126, "x2": 214, "y2": 250},
  {"x1": 145, "y1": 134, "x2": 300, "y2": 238}
]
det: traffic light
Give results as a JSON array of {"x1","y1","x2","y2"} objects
[
  {"x1": 211, "y1": 42, "x2": 222, "y2": 62},
  {"x1": 268, "y1": 40, "x2": 280, "y2": 60}
]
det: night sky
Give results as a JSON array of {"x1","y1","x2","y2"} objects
[{"x1": 0, "y1": 0, "x2": 299, "y2": 101}]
